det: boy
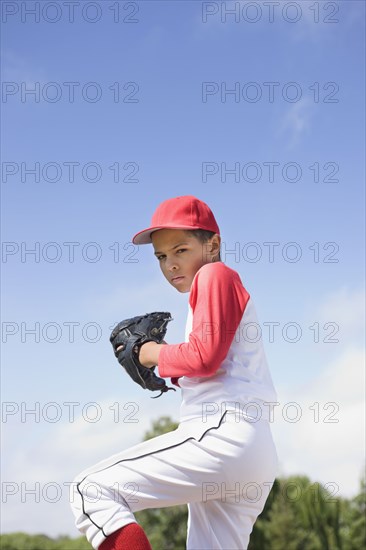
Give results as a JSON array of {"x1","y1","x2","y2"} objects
[{"x1": 70, "y1": 195, "x2": 279, "y2": 550}]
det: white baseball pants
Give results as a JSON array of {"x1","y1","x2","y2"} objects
[{"x1": 70, "y1": 411, "x2": 278, "y2": 550}]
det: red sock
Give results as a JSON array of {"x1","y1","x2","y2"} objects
[{"x1": 99, "y1": 523, "x2": 152, "y2": 550}]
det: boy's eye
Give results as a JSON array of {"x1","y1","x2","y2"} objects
[{"x1": 157, "y1": 249, "x2": 186, "y2": 261}]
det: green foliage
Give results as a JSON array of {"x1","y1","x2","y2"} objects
[
  {"x1": 248, "y1": 474, "x2": 366, "y2": 550},
  {"x1": 142, "y1": 415, "x2": 179, "y2": 441},
  {"x1": 340, "y1": 473, "x2": 366, "y2": 550},
  {"x1": 135, "y1": 505, "x2": 188, "y2": 550},
  {"x1": 247, "y1": 478, "x2": 281, "y2": 548},
  {"x1": 0, "y1": 533, "x2": 92, "y2": 549}
]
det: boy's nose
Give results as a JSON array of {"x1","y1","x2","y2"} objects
[{"x1": 166, "y1": 259, "x2": 179, "y2": 271}]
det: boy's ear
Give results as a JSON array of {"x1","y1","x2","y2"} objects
[
  {"x1": 205, "y1": 235, "x2": 221, "y2": 261},
  {"x1": 211, "y1": 234, "x2": 221, "y2": 251},
  {"x1": 202, "y1": 234, "x2": 221, "y2": 260}
]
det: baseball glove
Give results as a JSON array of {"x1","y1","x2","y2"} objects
[{"x1": 110, "y1": 311, "x2": 176, "y2": 398}]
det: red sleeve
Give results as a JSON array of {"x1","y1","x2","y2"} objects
[{"x1": 158, "y1": 262, "x2": 250, "y2": 378}]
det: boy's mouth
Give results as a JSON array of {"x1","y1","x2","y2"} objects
[{"x1": 172, "y1": 276, "x2": 184, "y2": 283}]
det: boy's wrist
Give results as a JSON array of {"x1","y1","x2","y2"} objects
[{"x1": 138, "y1": 341, "x2": 164, "y2": 368}]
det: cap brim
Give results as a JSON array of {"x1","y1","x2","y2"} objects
[
  {"x1": 132, "y1": 225, "x2": 205, "y2": 245},
  {"x1": 132, "y1": 227, "x2": 164, "y2": 245}
]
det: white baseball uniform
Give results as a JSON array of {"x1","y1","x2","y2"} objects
[{"x1": 70, "y1": 261, "x2": 279, "y2": 549}]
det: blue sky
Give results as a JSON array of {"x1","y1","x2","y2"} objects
[{"x1": 1, "y1": 0, "x2": 365, "y2": 539}]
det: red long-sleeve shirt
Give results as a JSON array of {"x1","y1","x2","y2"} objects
[{"x1": 158, "y1": 261, "x2": 249, "y2": 378}]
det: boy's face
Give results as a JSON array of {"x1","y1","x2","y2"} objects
[{"x1": 151, "y1": 229, "x2": 217, "y2": 293}]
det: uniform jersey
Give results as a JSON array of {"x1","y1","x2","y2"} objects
[{"x1": 158, "y1": 261, "x2": 277, "y2": 424}]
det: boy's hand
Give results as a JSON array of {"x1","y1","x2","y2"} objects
[
  {"x1": 115, "y1": 340, "x2": 167, "y2": 363},
  {"x1": 138, "y1": 341, "x2": 163, "y2": 368}
]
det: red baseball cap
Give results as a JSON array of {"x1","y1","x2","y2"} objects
[{"x1": 132, "y1": 195, "x2": 220, "y2": 245}]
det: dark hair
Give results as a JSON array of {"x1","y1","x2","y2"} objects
[{"x1": 183, "y1": 229, "x2": 221, "y2": 262}]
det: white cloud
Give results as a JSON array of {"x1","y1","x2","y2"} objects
[
  {"x1": 312, "y1": 285, "x2": 365, "y2": 346},
  {"x1": 270, "y1": 286, "x2": 365, "y2": 498},
  {"x1": 1, "y1": 49, "x2": 49, "y2": 87},
  {"x1": 272, "y1": 345, "x2": 365, "y2": 499},
  {"x1": 275, "y1": 97, "x2": 315, "y2": 150}
]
